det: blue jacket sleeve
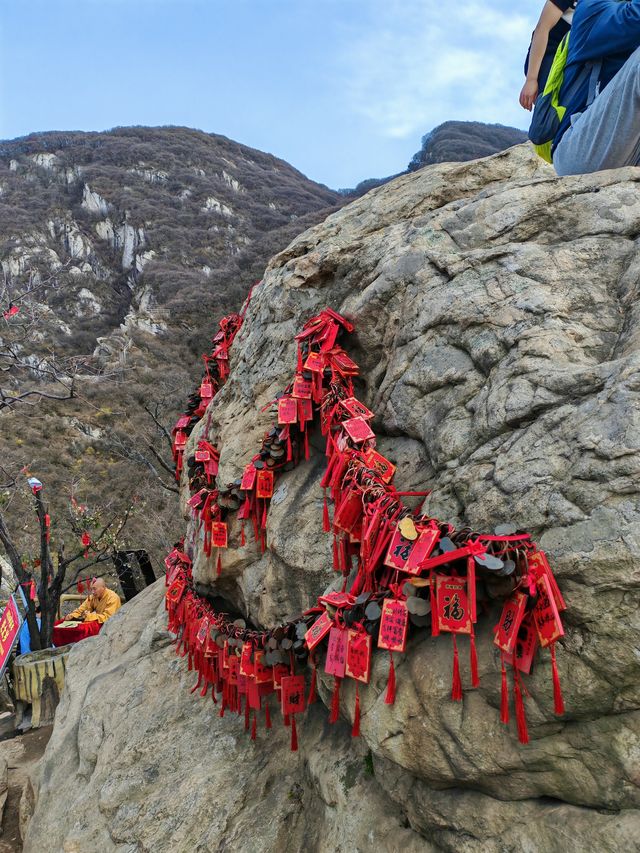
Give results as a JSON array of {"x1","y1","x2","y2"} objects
[{"x1": 576, "y1": 0, "x2": 640, "y2": 60}]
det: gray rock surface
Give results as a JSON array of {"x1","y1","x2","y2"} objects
[
  {"x1": 25, "y1": 145, "x2": 640, "y2": 849},
  {"x1": 23, "y1": 582, "x2": 429, "y2": 853}
]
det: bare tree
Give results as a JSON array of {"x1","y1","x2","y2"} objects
[{"x1": 0, "y1": 481, "x2": 135, "y2": 649}]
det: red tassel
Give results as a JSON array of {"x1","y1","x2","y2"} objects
[
  {"x1": 430, "y1": 572, "x2": 439, "y2": 636},
  {"x1": 339, "y1": 536, "x2": 348, "y2": 572},
  {"x1": 550, "y1": 644, "x2": 565, "y2": 715},
  {"x1": 261, "y1": 500, "x2": 268, "y2": 530},
  {"x1": 244, "y1": 696, "x2": 250, "y2": 731},
  {"x1": 308, "y1": 663, "x2": 317, "y2": 705},
  {"x1": 303, "y1": 428, "x2": 309, "y2": 460},
  {"x1": 332, "y1": 535, "x2": 339, "y2": 571},
  {"x1": 265, "y1": 702, "x2": 272, "y2": 730},
  {"x1": 500, "y1": 655, "x2": 509, "y2": 724},
  {"x1": 322, "y1": 491, "x2": 331, "y2": 533},
  {"x1": 451, "y1": 635, "x2": 463, "y2": 701},
  {"x1": 240, "y1": 523, "x2": 246, "y2": 547},
  {"x1": 329, "y1": 676, "x2": 341, "y2": 723},
  {"x1": 470, "y1": 631, "x2": 480, "y2": 688},
  {"x1": 291, "y1": 714, "x2": 298, "y2": 751},
  {"x1": 352, "y1": 683, "x2": 361, "y2": 737},
  {"x1": 216, "y1": 551, "x2": 222, "y2": 577},
  {"x1": 190, "y1": 672, "x2": 202, "y2": 693},
  {"x1": 514, "y1": 672, "x2": 529, "y2": 745},
  {"x1": 286, "y1": 433, "x2": 292, "y2": 462},
  {"x1": 251, "y1": 712, "x2": 257, "y2": 741},
  {"x1": 385, "y1": 652, "x2": 396, "y2": 705}
]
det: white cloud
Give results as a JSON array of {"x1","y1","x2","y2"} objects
[{"x1": 338, "y1": 0, "x2": 534, "y2": 138}]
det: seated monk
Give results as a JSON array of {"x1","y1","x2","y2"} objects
[{"x1": 66, "y1": 578, "x2": 121, "y2": 624}]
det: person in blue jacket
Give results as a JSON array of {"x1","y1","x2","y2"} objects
[
  {"x1": 553, "y1": 0, "x2": 640, "y2": 174},
  {"x1": 18, "y1": 607, "x2": 41, "y2": 655}
]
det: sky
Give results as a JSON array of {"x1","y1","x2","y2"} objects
[{"x1": 0, "y1": 0, "x2": 534, "y2": 189}]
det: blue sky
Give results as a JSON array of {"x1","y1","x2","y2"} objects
[{"x1": 0, "y1": 0, "x2": 533, "y2": 188}]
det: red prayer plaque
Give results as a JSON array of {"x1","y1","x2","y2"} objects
[
  {"x1": 273, "y1": 664, "x2": 289, "y2": 688},
  {"x1": 342, "y1": 417, "x2": 375, "y2": 444},
  {"x1": 297, "y1": 399, "x2": 313, "y2": 423},
  {"x1": 383, "y1": 526, "x2": 414, "y2": 571},
  {"x1": 305, "y1": 611, "x2": 333, "y2": 650},
  {"x1": 200, "y1": 381, "x2": 213, "y2": 398},
  {"x1": 323, "y1": 307, "x2": 354, "y2": 332},
  {"x1": 330, "y1": 351, "x2": 359, "y2": 375},
  {"x1": 319, "y1": 592, "x2": 354, "y2": 609},
  {"x1": 378, "y1": 599, "x2": 409, "y2": 653},
  {"x1": 240, "y1": 464, "x2": 257, "y2": 491},
  {"x1": 506, "y1": 612, "x2": 539, "y2": 675},
  {"x1": 304, "y1": 351, "x2": 324, "y2": 373},
  {"x1": 281, "y1": 675, "x2": 306, "y2": 715},
  {"x1": 434, "y1": 575, "x2": 472, "y2": 634},
  {"x1": 175, "y1": 416, "x2": 190, "y2": 430},
  {"x1": 324, "y1": 626, "x2": 348, "y2": 677},
  {"x1": 187, "y1": 488, "x2": 207, "y2": 509},
  {"x1": 204, "y1": 458, "x2": 219, "y2": 478},
  {"x1": 228, "y1": 655, "x2": 239, "y2": 685},
  {"x1": 292, "y1": 375, "x2": 312, "y2": 399},
  {"x1": 533, "y1": 573, "x2": 564, "y2": 647},
  {"x1": 278, "y1": 397, "x2": 298, "y2": 425},
  {"x1": 174, "y1": 431, "x2": 187, "y2": 449},
  {"x1": 240, "y1": 642, "x2": 254, "y2": 676},
  {"x1": 363, "y1": 449, "x2": 396, "y2": 484},
  {"x1": 529, "y1": 550, "x2": 566, "y2": 611},
  {"x1": 494, "y1": 591, "x2": 528, "y2": 655},
  {"x1": 318, "y1": 323, "x2": 339, "y2": 351},
  {"x1": 196, "y1": 617, "x2": 210, "y2": 648},
  {"x1": 205, "y1": 629, "x2": 218, "y2": 659},
  {"x1": 256, "y1": 470, "x2": 274, "y2": 499},
  {"x1": 166, "y1": 564, "x2": 180, "y2": 587},
  {"x1": 211, "y1": 522, "x2": 228, "y2": 548},
  {"x1": 333, "y1": 490, "x2": 363, "y2": 533},
  {"x1": 237, "y1": 673, "x2": 248, "y2": 694},
  {"x1": 212, "y1": 345, "x2": 228, "y2": 360},
  {"x1": 166, "y1": 578, "x2": 186, "y2": 605},
  {"x1": 404, "y1": 527, "x2": 439, "y2": 574},
  {"x1": 195, "y1": 449, "x2": 211, "y2": 462},
  {"x1": 253, "y1": 651, "x2": 273, "y2": 685},
  {"x1": 248, "y1": 679, "x2": 261, "y2": 710},
  {"x1": 345, "y1": 630, "x2": 372, "y2": 683},
  {"x1": 340, "y1": 397, "x2": 374, "y2": 420}
]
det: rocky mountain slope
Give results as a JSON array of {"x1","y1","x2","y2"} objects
[
  {"x1": 24, "y1": 145, "x2": 640, "y2": 851},
  {"x1": 0, "y1": 127, "x2": 342, "y2": 571}
]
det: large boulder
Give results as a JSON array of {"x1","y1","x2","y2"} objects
[
  {"x1": 25, "y1": 145, "x2": 640, "y2": 849},
  {"x1": 23, "y1": 582, "x2": 429, "y2": 853}
]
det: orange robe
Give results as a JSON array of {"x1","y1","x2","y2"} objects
[{"x1": 67, "y1": 588, "x2": 122, "y2": 623}]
